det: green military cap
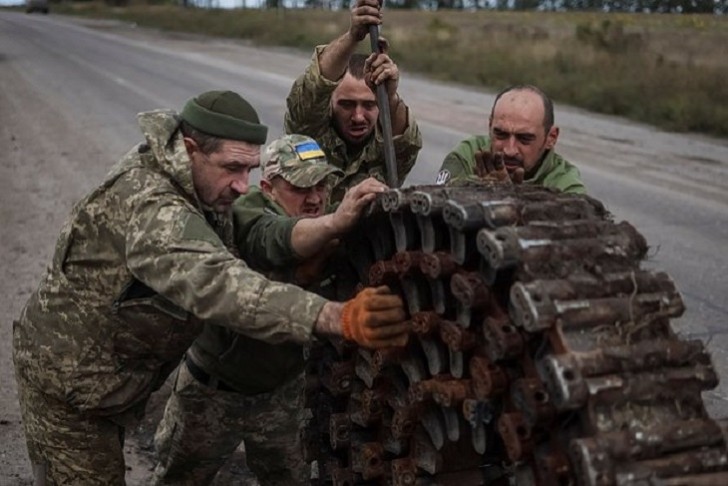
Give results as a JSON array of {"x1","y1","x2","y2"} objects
[
  {"x1": 262, "y1": 135, "x2": 343, "y2": 188},
  {"x1": 180, "y1": 90, "x2": 268, "y2": 145}
]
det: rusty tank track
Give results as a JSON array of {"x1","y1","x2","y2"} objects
[{"x1": 304, "y1": 183, "x2": 728, "y2": 485}]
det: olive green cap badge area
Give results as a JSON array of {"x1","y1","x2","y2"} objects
[
  {"x1": 180, "y1": 90, "x2": 268, "y2": 145},
  {"x1": 262, "y1": 134, "x2": 344, "y2": 188}
]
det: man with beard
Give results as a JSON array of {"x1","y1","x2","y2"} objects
[
  {"x1": 152, "y1": 135, "x2": 389, "y2": 485},
  {"x1": 13, "y1": 92, "x2": 409, "y2": 485},
  {"x1": 435, "y1": 84, "x2": 586, "y2": 194},
  {"x1": 285, "y1": 0, "x2": 422, "y2": 202}
]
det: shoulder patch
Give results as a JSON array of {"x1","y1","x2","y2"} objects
[
  {"x1": 181, "y1": 213, "x2": 224, "y2": 247},
  {"x1": 435, "y1": 169, "x2": 451, "y2": 185}
]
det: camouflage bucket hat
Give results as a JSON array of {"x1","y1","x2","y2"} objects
[{"x1": 262, "y1": 135, "x2": 343, "y2": 187}]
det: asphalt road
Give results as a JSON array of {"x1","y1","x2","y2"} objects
[{"x1": 1, "y1": 10, "x2": 727, "y2": 484}]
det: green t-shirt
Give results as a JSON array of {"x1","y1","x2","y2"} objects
[
  {"x1": 438, "y1": 135, "x2": 586, "y2": 194},
  {"x1": 189, "y1": 187, "x2": 307, "y2": 395},
  {"x1": 232, "y1": 186, "x2": 301, "y2": 273}
]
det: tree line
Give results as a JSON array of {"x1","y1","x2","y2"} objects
[
  {"x1": 268, "y1": 0, "x2": 726, "y2": 13},
  {"x1": 98, "y1": 0, "x2": 726, "y2": 14}
]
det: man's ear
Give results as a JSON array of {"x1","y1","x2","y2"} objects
[
  {"x1": 545, "y1": 126, "x2": 559, "y2": 150},
  {"x1": 183, "y1": 137, "x2": 198, "y2": 155},
  {"x1": 260, "y1": 178, "x2": 273, "y2": 196}
]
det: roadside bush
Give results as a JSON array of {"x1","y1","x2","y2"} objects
[{"x1": 51, "y1": 3, "x2": 728, "y2": 138}]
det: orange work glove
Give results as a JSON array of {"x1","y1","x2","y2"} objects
[
  {"x1": 341, "y1": 286, "x2": 410, "y2": 349},
  {"x1": 474, "y1": 150, "x2": 525, "y2": 185}
]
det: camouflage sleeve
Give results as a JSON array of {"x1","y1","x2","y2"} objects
[
  {"x1": 232, "y1": 202, "x2": 302, "y2": 272},
  {"x1": 392, "y1": 107, "x2": 423, "y2": 185},
  {"x1": 124, "y1": 179, "x2": 325, "y2": 345},
  {"x1": 284, "y1": 45, "x2": 338, "y2": 138}
]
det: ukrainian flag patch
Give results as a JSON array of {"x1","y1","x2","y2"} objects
[{"x1": 294, "y1": 141, "x2": 325, "y2": 161}]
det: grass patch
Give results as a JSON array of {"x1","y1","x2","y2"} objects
[{"x1": 50, "y1": 3, "x2": 728, "y2": 138}]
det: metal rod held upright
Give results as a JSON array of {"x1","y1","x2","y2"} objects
[{"x1": 369, "y1": 23, "x2": 398, "y2": 189}]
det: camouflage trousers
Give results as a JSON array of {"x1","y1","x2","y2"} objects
[
  {"x1": 151, "y1": 359, "x2": 309, "y2": 486},
  {"x1": 15, "y1": 375, "x2": 127, "y2": 485}
]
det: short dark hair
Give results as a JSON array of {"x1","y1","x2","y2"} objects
[
  {"x1": 180, "y1": 120, "x2": 223, "y2": 154},
  {"x1": 346, "y1": 53, "x2": 368, "y2": 80},
  {"x1": 491, "y1": 84, "x2": 555, "y2": 132}
]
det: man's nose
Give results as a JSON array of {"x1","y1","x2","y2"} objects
[
  {"x1": 305, "y1": 188, "x2": 323, "y2": 204},
  {"x1": 351, "y1": 106, "x2": 367, "y2": 122},
  {"x1": 503, "y1": 136, "x2": 519, "y2": 157},
  {"x1": 230, "y1": 174, "x2": 249, "y2": 195}
]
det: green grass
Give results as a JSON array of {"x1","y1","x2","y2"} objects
[{"x1": 50, "y1": 3, "x2": 728, "y2": 138}]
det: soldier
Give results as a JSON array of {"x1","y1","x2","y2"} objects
[
  {"x1": 436, "y1": 84, "x2": 586, "y2": 194},
  {"x1": 284, "y1": 0, "x2": 422, "y2": 202},
  {"x1": 12, "y1": 91, "x2": 410, "y2": 485},
  {"x1": 152, "y1": 134, "x2": 375, "y2": 485}
]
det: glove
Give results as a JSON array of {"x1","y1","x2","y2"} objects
[
  {"x1": 341, "y1": 286, "x2": 410, "y2": 349},
  {"x1": 474, "y1": 150, "x2": 525, "y2": 184}
]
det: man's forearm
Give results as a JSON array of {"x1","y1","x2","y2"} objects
[
  {"x1": 290, "y1": 213, "x2": 340, "y2": 259},
  {"x1": 319, "y1": 32, "x2": 359, "y2": 82},
  {"x1": 313, "y1": 301, "x2": 344, "y2": 338}
]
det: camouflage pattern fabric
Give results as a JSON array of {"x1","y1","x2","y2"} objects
[
  {"x1": 262, "y1": 134, "x2": 343, "y2": 187},
  {"x1": 284, "y1": 45, "x2": 423, "y2": 203},
  {"x1": 191, "y1": 187, "x2": 307, "y2": 395},
  {"x1": 152, "y1": 362, "x2": 308, "y2": 486},
  {"x1": 438, "y1": 134, "x2": 587, "y2": 194},
  {"x1": 153, "y1": 187, "x2": 316, "y2": 484},
  {"x1": 152, "y1": 180, "x2": 354, "y2": 483},
  {"x1": 15, "y1": 378, "x2": 127, "y2": 485},
  {"x1": 12, "y1": 109, "x2": 328, "y2": 483}
]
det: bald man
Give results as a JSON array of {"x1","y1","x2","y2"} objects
[{"x1": 436, "y1": 84, "x2": 586, "y2": 194}]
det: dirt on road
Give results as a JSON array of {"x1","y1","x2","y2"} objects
[
  {"x1": 0, "y1": 20, "x2": 257, "y2": 486},
  {"x1": 1, "y1": 57, "x2": 153, "y2": 486},
  {"x1": 2, "y1": 14, "x2": 727, "y2": 486}
]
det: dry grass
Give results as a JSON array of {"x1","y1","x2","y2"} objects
[{"x1": 53, "y1": 3, "x2": 728, "y2": 138}]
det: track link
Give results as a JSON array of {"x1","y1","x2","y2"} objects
[{"x1": 304, "y1": 183, "x2": 728, "y2": 485}]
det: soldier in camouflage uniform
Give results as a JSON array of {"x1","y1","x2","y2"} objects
[
  {"x1": 284, "y1": 0, "x2": 423, "y2": 203},
  {"x1": 152, "y1": 135, "x2": 377, "y2": 485},
  {"x1": 436, "y1": 85, "x2": 587, "y2": 194},
  {"x1": 12, "y1": 91, "x2": 410, "y2": 485}
]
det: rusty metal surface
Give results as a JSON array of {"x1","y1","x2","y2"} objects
[{"x1": 304, "y1": 183, "x2": 727, "y2": 485}]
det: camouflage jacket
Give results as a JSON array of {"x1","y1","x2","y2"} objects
[
  {"x1": 284, "y1": 45, "x2": 423, "y2": 203},
  {"x1": 188, "y1": 187, "x2": 308, "y2": 395},
  {"x1": 438, "y1": 135, "x2": 587, "y2": 194},
  {"x1": 12, "y1": 111, "x2": 327, "y2": 418}
]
